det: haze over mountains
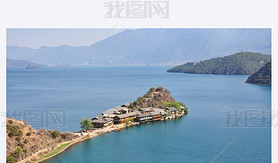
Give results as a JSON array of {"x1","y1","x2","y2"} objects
[
  {"x1": 7, "y1": 29, "x2": 271, "y2": 66},
  {"x1": 7, "y1": 59, "x2": 46, "y2": 68}
]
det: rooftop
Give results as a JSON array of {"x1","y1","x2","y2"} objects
[
  {"x1": 166, "y1": 107, "x2": 178, "y2": 112},
  {"x1": 92, "y1": 119, "x2": 106, "y2": 124}
]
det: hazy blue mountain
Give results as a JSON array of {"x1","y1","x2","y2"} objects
[
  {"x1": 7, "y1": 58, "x2": 46, "y2": 68},
  {"x1": 7, "y1": 29, "x2": 271, "y2": 66}
]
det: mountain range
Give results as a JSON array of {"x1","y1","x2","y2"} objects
[{"x1": 7, "y1": 29, "x2": 271, "y2": 66}]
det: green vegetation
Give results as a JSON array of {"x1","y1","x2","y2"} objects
[
  {"x1": 15, "y1": 136, "x2": 21, "y2": 142},
  {"x1": 246, "y1": 62, "x2": 271, "y2": 85},
  {"x1": 41, "y1": 143, "x2": 71, "y2": 160},
  {"x1": 80, "y1": 117, "x2": 94, "y2": 131},
  {"x1": 51, "y1": 130, "x2": 60, "y2": 138},
  {"x1": 6, "y1": 155, "x2": 14, "y2": 163},
  {"x1": 7, "y1": 125, "x2": 22, "y2": 138},
  {"x1": 8, "y1": 120, "x2": 13, "y2": 124},
  {"x1": 184, "y1": 107, "x2": 189, "y2": 114},
  {"x1": 162, "y1": 101, "x2": 185, "y2": 112},
  {"x1": 167, "y1": 52, "x2": 271, "y2": 75},
  {"x1": 126, "y1": 120, "x2": 129, "y2": 127},
  {"x1": 11, "y1": 147, "x2": 23, "y2": 160},
  {"x1": 61, "y1": 133, "x2": 69, "y2": 139}
]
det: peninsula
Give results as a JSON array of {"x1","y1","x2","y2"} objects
[{"x1": 6, "y1": 87, "x2": 188, "y2": 163}]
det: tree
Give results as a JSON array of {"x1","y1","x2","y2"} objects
[
  {"x1": 80, "y1": 117, "x2": 94, "y2": 131},
  {"x1": 51, "y1": 130, "x2": 60, "y2": 138},
  {"x1": 125, "y1": 120, "x2": 129, "y2": 127}
]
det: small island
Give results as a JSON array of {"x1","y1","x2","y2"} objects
[
  {"x1": 26, "y1": 64, "x2": 40, "y2": 69},
  {"x1": 6, "y1": 87, "x2": 188, "y2": 163}
]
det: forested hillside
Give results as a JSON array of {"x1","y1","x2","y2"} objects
[
  {"x1": 167, "y1": 52, "x2": 271, "y2": 75},
  {"x1": 246, "y1": 62, "x2": 271, "y2": 85}
]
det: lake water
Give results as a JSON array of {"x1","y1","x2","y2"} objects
[{"x1": 7, "y1": 67, "x2": 271, "y2": 163}]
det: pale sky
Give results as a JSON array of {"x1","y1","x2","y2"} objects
[{"x1": 7, "y1": 28, "x2": 126, "y2": 49}]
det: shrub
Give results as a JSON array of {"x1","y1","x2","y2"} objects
[
  {"x1": 17, "y1": 130, "x2": 23, "y2": 137},
  {"x1": 18, "y1": 142, "x2": 24, "y2": 148},
  {"x1": 15, "y1": 137, "x2": 21, "y2": 142},
  {"x1": 26, "y1": 131, "x2": 31, "y2": 136},
  {"x1": 8, "y1": 120, "x2": 13, "y2": 124},
  {"x1": 23, "y1": 139, "x2": 29, "y2": 144},
  {"x1": 6, "y1": 155, "x2": 14, "y2": 163},
  {"x1": 7, "y1": 125, "x2": 20, "y2": 137},
  {"x1": 13, "y1": 147, "x2": 23, "y2": 157},
  {"x1": 149, "y1": 87, "x2": 156, "y2": 92},
  {"x1": 143, "y1": 94, "x2": 149, "y2": 98},
  {"x1": 184, "y1": 107, "x2": 189, "y2": 114},
  {"x1": 155, "y1": 87, "x2": 164, "y2": 91},
  {"x1": 61, "y1": 133, "x2": 69, "y2": 139},
  {"x1": 51, "y1": 130, "x2": 60, "y2": 138}
]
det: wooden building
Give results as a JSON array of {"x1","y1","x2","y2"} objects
[
  {"x1": 113, "y1": 112, "x2": 137, "y2": 124},
  {"x1": 166, "y1": 107, "x2": 178, "y2": 116},
  {"x1": 92, "y1": 119, "x2": 107, "y2": 128},
  {"x1": 150, "y1": 112, "x2": 162, "y2": 121},
  {"x1": 135, "y1": 114, "x2": 153, "y2": 124},
  {"x1": 138, "y1": 108, "x2": 154, "y2": 114}
]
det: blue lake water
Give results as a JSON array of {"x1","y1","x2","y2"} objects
[{"x1": 7, "y1": 67, "x2": 271, "y2": 163}]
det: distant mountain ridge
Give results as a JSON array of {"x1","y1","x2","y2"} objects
[
  {"x1": 7, "y1": 29, "x2": 271, "y2": 66},
  {"x1": 167, "y1": 52, "x2": 271, "y2": 75},
  {"x1": 246, "y1": 62, "x2": 271, "y2": 85}
]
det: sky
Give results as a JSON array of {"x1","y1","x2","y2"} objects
[{"x1": 7, "y1": 28, "x2": 126, "y2": 49}]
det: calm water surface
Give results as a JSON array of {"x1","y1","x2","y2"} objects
[{"x1": 7, "y1": 67, "x2": 271, "y2": 163}]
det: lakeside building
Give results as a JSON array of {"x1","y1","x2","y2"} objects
[
  {"x1": 113, "y1": 112, "x2": 138, "y2": 124},
  {"x1": 166, "y1": 107, "x2": 178, "y2": 115},
  {"x1": 91, "y1": 103, "x2": 185, "y2": 128},
  {"x1": 138, "y1": 108, "x2": 154, "y2": 114}
]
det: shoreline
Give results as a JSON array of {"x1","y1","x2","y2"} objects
[
  {"x1": 21, "y1": 124, "x2": 127, "y2": 163},
  {"x1": 25, "y1": 114, "x2": 185, "y2": 163}
]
